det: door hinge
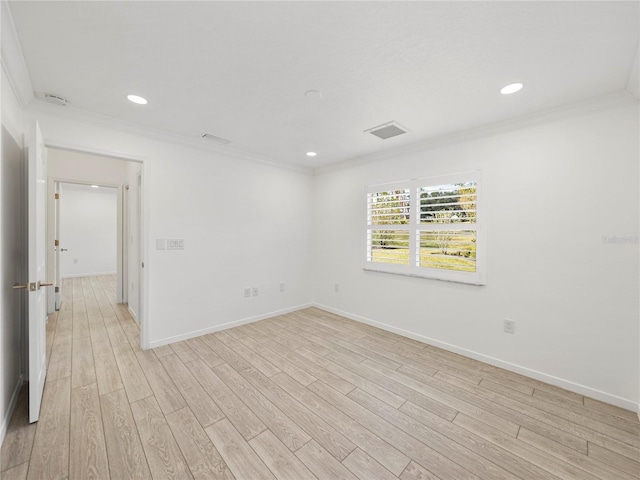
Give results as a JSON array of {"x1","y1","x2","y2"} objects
[
  {"x1": 54, "y1": 193, "x2": 60, "y2": 200},
  {"x1": 54, "y1": 239, "x2": 59, "y2": 247},
  {"x1": 55, "y1": 286, "x2": 59, "y2": 293}
]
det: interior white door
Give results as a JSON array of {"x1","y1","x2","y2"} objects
[
  {"x1": 54, "y1": 182, "x2": 62, "y2": 310},
  {"x1": 28, "y1": 121, "x2": 48, "y2": 423}
]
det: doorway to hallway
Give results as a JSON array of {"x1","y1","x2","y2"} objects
[{"x1": 46, "y1": 147, "x2": 144, "y2": 330}]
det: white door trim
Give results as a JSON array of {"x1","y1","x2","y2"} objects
[
  {"x1": 122, "y1": 184, "x2": 129, "y2": 304},
  {"x1": 115, "y1": 184, "x2": 123, "y2": 303},
  {"x1": 45, "y1": 178, "x2": 56, "y2": 314}
]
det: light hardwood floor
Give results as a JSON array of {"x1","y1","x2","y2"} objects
[{"x1": 1, "y1": 275, "x2": 639, "y2": 479}]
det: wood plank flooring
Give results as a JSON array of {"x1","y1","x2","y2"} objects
[{"x1": 1, "y1": 275, "x2": 639, "y2": 479}]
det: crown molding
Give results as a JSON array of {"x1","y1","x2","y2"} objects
[
  {"x1": 1, "y1": 1, "x2": 311, "y2": 177},
  {"x1": 315, "y1": 90, "x2": 639, "y2": 175},
  {"x1": 1, "y1": 1, "x2": 35, "y2": 108},
  {"x1": 27, "y1": 99, "x2": 313, "y2": 175}
]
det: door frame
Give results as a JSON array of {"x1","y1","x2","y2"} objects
[
  {"x1": 122, "y1": 183, "x2": 129, "y2": 305},
  {"x1": 45, "y1": 180, "x2": 57, "y2": 313},
  {"x1": 46, "y1": 178, "x2": 124, "y2": 297},
  {"x1": 135, "y1": 171, "x2": 143, "y2": 325},
  {"x1": 54, "y1": 181, "x2": 61, "y2": 310},
  {"x1": 43, "y1": 143, "x2": 148, "y2": 349}
]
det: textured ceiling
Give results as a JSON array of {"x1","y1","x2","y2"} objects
[{"x1": 8, "y1": 1, "x2": 640, "y2": 168}]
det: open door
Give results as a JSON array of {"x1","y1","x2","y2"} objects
[
  {"x1": 27, "y1": 122, "x2": 51, "y2": 423},
  {"x1": 22, "y1": 121, "x2": 49, "y2": 423}
]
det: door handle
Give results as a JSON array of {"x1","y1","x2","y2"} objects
[
  {"x1": 60, "y1": 248, "x2": 68, "y2": 252},
  {"x1": 13, "y1": 281, "x2": 54, "y2": 290}
]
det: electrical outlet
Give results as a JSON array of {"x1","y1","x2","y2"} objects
[
  {"x1": 279, "y1": 283, "x2": 285, "y2": 292},
  {"x1": 244, "y1": 288, "x2": 251, "y2": 298},
  {"x1": 504, "y1": 319, "x2": 515, "y2": 334},
  {"x1": 334, "y1": 283, "x2": 340, "y2": 293},
  {"x1": 252, "y1": 287, "x2": 259, "y2": 297}
]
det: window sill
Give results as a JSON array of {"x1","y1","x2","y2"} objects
[{"x1": 363, "y1": 264, "x2": 486, "y2": 286}]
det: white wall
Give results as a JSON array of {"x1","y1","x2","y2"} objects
[
  {"x1": 47, "y1": 147, "x2": 129, "y2": 185},
  {"x1": 313, "y1": 103, "x2": 640, "y2": 410},
  {"x1": 27, "y1": 101, "x2": 315, "y2": 348},
  {"x1": 0, "y1": 66, "x2": 26, "y2": 442},
  {"x1": 59, "y1": 183, "x2": 118, "y2": 277},
  {"x1": 16, "y1": 93, "x2": 639, "y2": 413}
]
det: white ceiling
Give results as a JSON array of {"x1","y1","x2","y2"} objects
[{"x1": 8, "y1": 1, "x2": 640, "y2": 169}]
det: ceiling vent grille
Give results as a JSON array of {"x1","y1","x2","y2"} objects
[
  {"x1": 201, "y1": 133, "x2": 231, "y2": 145},
  {"x1": 364, "y1": 121, "x2": 409, "y2": 140}
]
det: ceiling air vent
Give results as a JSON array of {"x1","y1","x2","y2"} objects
[
  {"x1": 201, "y1": 133, "x2": 231, "y2": 145},
  {"x1": 43, "y1": 93, "x2": 68, "y2": 107},
  {"x1": 364, "y1": 121, "x2": 409, "y2": 140}
]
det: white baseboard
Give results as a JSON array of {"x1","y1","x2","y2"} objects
[
  {"x1": 148, "y1": 303, "x2": 313, "y2": 348},
  {"x1": 0, "y1": 374, "x2": 24, "y2": 446},
  {"x1": 61, "y1": 271, "x2": 116, "y2": 279},
  {"x1": 313, "y1": 303, "x2": 639, "y2": 413},
  {"x1": 128, "y1": 305, "x2": 138, "y2": 322}
]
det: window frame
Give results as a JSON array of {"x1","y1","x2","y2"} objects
[{"x1": 364, "y1": 170, "x2": 486, "y2": 285}]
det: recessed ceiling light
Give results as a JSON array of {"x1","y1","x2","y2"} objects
[
  {"x1": 500, "y1": 83, "x2": 524, "y2": 95},
  {"x1": 43, "y1": 93, "x2": 68, "y2": 107},
  {"x1": 305, "y1": 90, "x2": 323, "y2": 100},
  {"x1": 91, "y1": 185, "x2": 99, "y2": 188},
  {"x1": 306, "y1": 152, "x2": 317, "y2": 157},
  {"x1": 127, "y1": 94, "x2": 148, "y2": 105}
]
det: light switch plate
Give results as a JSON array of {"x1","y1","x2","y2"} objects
[
  {"x1": 167, "y1": 239, "x2": 184, "y2": 250},
  {"x1": 156, "y1": 238, "x2": 166, "y2": 250}
]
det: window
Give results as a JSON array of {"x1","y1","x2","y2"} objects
[{"x1": 365, "y1": 171, "x2": 485, "y2": 284}]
